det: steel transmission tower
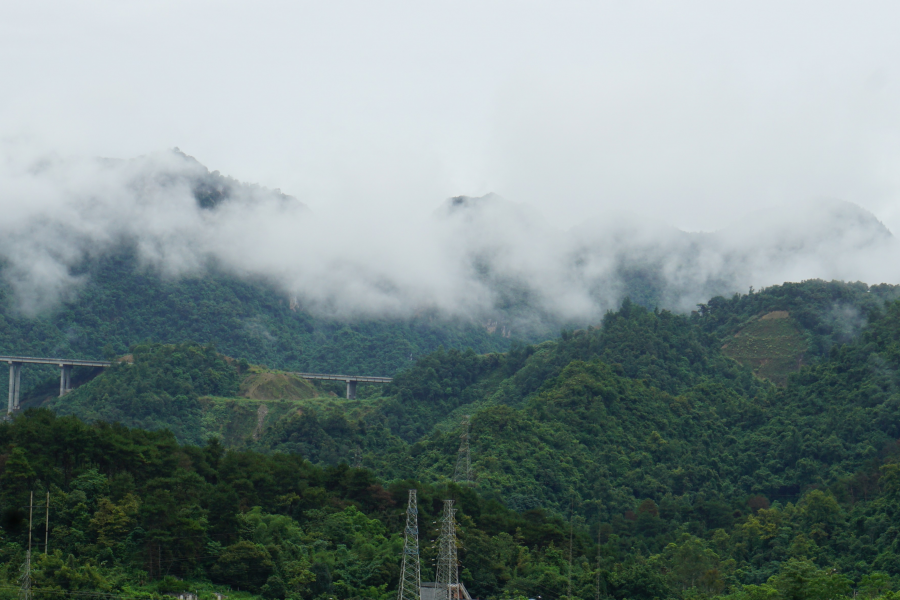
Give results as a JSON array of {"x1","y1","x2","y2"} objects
[
  {"x1": 397, "y1": 490, "x2": 421, "y2": 600},
  {"x1": 19, "y1": 551, "x2": 31, "y2": 600},
  {"x1": 435, "y1": 500, "x2": 459, "y2": 600},
  {"x1": 453, "y1": 416, "x2": 472, "y2": 486}
]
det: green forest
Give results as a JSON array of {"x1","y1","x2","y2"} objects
[
  {"x1": 0, "y1": 249, "x2": 515, "y2": 396},
  {"x1": 3, "y1": 280, "x2": 900, "y2": 599}
]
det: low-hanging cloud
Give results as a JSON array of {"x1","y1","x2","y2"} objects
[{"x1": 0, "y1": 146, "x2": 898, "y2": 333}]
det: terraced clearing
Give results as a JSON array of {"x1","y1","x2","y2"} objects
[
  {"x1": 721, "y1": 310, "x2": 809, "y2": 385},
  {"x1": 200, "y1": 368, "x2": 386, "y2": 447}
]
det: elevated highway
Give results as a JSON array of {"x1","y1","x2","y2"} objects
[
  {"x1": 290, "y1": 372, "x2": 393, "y2": 399},
  {"x1": 1, "y1": 355, "x2": 112, "y2": 414},
  {"x1": 2, "y1": 355, "x2": 392, "y2": 414}
]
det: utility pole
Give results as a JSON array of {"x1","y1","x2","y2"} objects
[
  {"x1": 568, "y1": 497, "x2": 574, "y2": 600},
  {"x1": 397, "y1": 490, "x2": 421, "y2": 600},
  {"x1": 44, "y1": 491, "x2": 49, "y2": 555},
  {"x1": 453, "y1": 416, "x2": 472, "y2": 486},
  {"x1": 19, "y1": 491, "x2": 33, "y2": 600},
  {"x1": 595, "y1": 509, "x2": 602, "y2": 600},
  {"x1": 435, "y1": 500, "x2": 459, "y2": 600}
]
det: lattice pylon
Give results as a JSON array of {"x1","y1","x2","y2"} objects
[
  {"x1": 18, "y1": 550, "x2": 31, "y2": 600},
  {"x1": 453, "y1": 416, "x2": 472, "y2": 486},
  {"x1": 397, "y1": 490, "x2": 421, "y2": 600},
  {"x1": 435, "y1": 499, "x2": 459, "y2": 600}
]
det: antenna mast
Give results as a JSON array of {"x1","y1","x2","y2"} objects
[
  {"x1": 397, "y1": 490, "x2": 421, "y2": 600},
  {"x1": 453, "y1": 416, "x2": 472, "y2": 486},
  {"x1": 435, "y1": 500, "x2": 459, "y2": 600}
]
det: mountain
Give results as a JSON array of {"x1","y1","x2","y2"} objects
[
  {"x1": 0, "y1": 248, "x2": 514, "y2": 403},
  {"x1": 433, "y1": 192, "x2": 896, "y2": 319},
  {"x1": 253, "y1": 283, "x2": 900, "y2": 594},
  {"x1": 6, "y1": 153, "x2": 900, "y2": 598},
  {"x1": 7, "y1": 279, "x2": 900, "y2": 597},
  {"x1": 1, "y1": 152, "x2": 895, "y2": 396}
]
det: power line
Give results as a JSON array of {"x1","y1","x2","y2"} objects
[{"x1": 0, "y1": 586, "x2": 166, "y2": 600}]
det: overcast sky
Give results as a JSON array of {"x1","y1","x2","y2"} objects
[{"x1": 3, "y1": 1, "x2": 900, "y2": 233}]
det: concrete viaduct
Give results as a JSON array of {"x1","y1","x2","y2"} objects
[
  {"x1": 3, "y1": 355, "x2": 112, "y2": 415},
  {"x1": 290, "y1": 372, "x2": 393, "y2": 400},
  {"x1": 3, "y1": 355, "x2": 391, "y2": 415}
]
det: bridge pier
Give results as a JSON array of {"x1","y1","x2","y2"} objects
[
  {"x1": 59, "y1": 364, "x2": 72, "y2": 397},
  {"x1": 7, "y1": 362, "x2": 21, "y2": 415},
  {"x1": 292, "y1": 371, "x2": 392, "y2": 397},
  {"x1": 0, "y1": 356, "x2": 110, "y2": 413}
]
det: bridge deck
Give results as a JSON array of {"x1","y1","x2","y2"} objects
[
  {"x1": 0, "y1": 356, "x2": 112, "y2": 368},
  {"x1": 4, "y1": 354, "x2": 112, "y2": 415},
  {"x1": 3, "y1": 357, "x2": 390, "y2": 413},
  {"x1": 292, "y1": 372, "x2": 392, "y2": 383}
]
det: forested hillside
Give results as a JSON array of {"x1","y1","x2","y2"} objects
[
  {"x1": 0, "y1": 411, "x2": 583, "y2": 600},
  {"x1": 4, "y1": 153, "x2": 893, "y2": 400},
  {"x1": 0, "y1": 249, "x2": 514, "y2": 396},
  {"x1": 250, "y1": 280, "x2": 900, "y2": 594},
  {"x1": 4, "y1": 280, "x2": 900, "y2": 598}
]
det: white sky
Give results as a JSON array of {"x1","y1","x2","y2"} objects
[{"x1": 3, "y1": 1, "x2": 900, "y2": 233}]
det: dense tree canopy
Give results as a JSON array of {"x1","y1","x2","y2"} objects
[
  {"x1": 0, "y1": 249, "x2": 515, "y2": 397},
  {"x1": 3, "y1": 280, "x2": 900, "y2": 599}
]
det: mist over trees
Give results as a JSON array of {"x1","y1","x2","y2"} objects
[{"x1": 0, "y1": 150, "x2": 897, "y2": 330}]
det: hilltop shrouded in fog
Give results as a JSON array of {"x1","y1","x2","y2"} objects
[{"x1": 0, "y1": 149, "x2": 895, "y2": 333}]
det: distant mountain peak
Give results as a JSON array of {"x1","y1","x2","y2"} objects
[
  {"x1": 717, "y1": 198, "x2": 892, "y2": 252},
  {"x1": 169, "y1": 148, "x2": 306, "y2": 211},
  {"x1": 443, "y1": 192, "x2": 504, "y2": 212}
]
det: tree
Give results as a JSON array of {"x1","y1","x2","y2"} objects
[
  {"x1": 769, "y1": 559, "x2": 851, "y2": 600},
  {"x1": 210, "y1": 540, "x2": 275, "y2": 592},
  {"x1": 89, "y1": 494, "x2": 139, "y2": 547}
]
